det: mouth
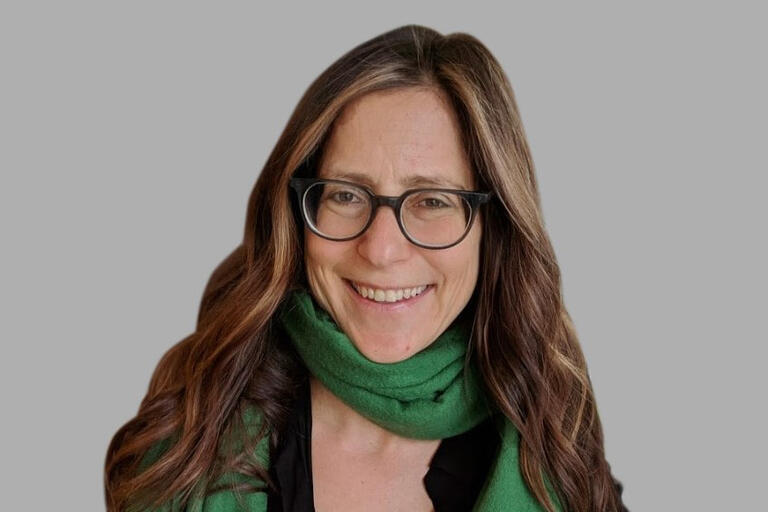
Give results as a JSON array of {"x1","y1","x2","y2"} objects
[{"x1": 344, "y1": 279, "x2": 434, "y2": 305}]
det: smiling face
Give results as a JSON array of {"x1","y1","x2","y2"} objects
[{"x1": 304, "y1": 86, "x2": 482, "y2": 363}]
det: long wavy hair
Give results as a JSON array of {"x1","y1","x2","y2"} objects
[{"x1": 105, "y1": 24, "x2": 624, "y2": 512}]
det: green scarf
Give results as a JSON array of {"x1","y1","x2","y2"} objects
[{"x1": 141, "y1": 290, "x2": 562, "y2": 511}]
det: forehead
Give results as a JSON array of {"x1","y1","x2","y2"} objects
[{"x1": 318, "y1": 87, "x2": 475, "y2": 190}]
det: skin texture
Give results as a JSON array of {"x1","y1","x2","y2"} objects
[
  {"x1": 305, "y1": 86, "x2": 483, "y2": 511},
  {"x1": 310, "y1": 374, "x2": 443, "y2": 512},
  {"x1": 305, "y1": 86, "x2": 483, "y2": 364}
]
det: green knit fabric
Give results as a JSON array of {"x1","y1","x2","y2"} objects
[
  {"x1": 138, "y1": 289, "x2": 563, "y2": 511},
  {"x1": 280, "y1": 289, "x2": 491, "y2": 439}
]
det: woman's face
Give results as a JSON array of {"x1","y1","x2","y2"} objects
[{"x1": 304, "y1": 87, "x2": 482, "y2": 363}]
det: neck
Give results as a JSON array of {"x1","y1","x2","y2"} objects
[{"x1": 309, "y1": 375, "x2": 408, "y2": 454}]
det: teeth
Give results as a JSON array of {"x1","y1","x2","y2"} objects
[{"x1": 351, "y1": 282, "x2": 428, "y2": 303}]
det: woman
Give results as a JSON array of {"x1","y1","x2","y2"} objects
[{"x1": 105, "y1": 24, "x2": 627, "y2": 512}]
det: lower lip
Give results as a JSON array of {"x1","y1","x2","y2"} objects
[{"x1": 344, "y1": 279, "x2": 433, "y2": 312}]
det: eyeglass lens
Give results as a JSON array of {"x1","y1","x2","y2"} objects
[{"x1": 303, "y1": 181, "x2": 472, "y2": 247}]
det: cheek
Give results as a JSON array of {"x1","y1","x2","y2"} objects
[
  {"x1": 432, "y1": 243, "x2": 481, "y2": 293},
  {"x1": 305, "y1": 231, "x2": 337, "y2": 269},
  {"x1": 443, "y1": 227, "x2": 482, "y2": 295},
  {"x1": 304, "y1": 235, "x2": 331, "y2": 293},
  {"x1": 304, "y1": 233, "x2": 348, "y2": 296}
]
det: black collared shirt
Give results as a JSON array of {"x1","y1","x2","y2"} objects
[{"x1": 267, "y1": 378, "x2": 501, "y2": 511}]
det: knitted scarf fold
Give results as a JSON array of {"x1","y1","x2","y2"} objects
[
  {"x1": 280, "y1": 289, "x2": 491, "y2": 440},
  {"x1": 145, "y1": 290, "x2": 562, "y2": 511}
]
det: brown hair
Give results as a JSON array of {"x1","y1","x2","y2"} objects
[{"x1": 105, "y1": 24, "x2": 624, "y2": 512}]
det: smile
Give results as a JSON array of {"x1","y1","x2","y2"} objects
[{"x1": 348, "y1": 280, "x2": 432, "y2": 303}]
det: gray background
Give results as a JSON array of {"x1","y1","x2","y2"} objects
[{"x1": 2, "y1": 1, "x2": 765, "y2": 510}]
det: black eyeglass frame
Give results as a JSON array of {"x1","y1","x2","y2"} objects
[{"x1": 289, "y1": 177, "x2": 493, "y2": 250}]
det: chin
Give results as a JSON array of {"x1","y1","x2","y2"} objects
[{"x1": 352, "y1": 331, "x2": 425, "y2": 363}]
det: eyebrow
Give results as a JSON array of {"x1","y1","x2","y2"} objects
[{"x1": 321, "y1": 170, "x2": 469, "y2": 190}]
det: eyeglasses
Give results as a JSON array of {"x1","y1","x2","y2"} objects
[{"x1": 289, "y1": 177, "x2": 492, "y2": 249}]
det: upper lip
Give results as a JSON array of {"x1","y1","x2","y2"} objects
[{"x1": 346, "y1": 279, "x2": 431, "y2": 290}]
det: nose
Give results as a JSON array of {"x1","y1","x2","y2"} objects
[{"x1": 356, "y1": 205, "x2": 413, "y2": 267}]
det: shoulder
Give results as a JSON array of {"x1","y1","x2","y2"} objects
[
  {"x1": 137, "y1": 435, "x2": 177, "y2": 474},
  {"x1": 138, "y1": 402, "x2": 270, "y2": 472},
  {"x1": 135, "y1": 403, "x2": 271, "y2": 506}
]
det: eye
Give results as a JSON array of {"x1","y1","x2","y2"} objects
[
  {"x1": 419, "y1": 197, "x2": 450, "y2": 208},
  {"x1": 411, "y1": 193, "x2": 457, "y2": 209},
  {"x1": 329, "y1": 190, "x2": 363, "y2": 204}
]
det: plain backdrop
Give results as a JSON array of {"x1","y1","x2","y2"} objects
[{"x1": 1, "y1": 1, "x2": 765, "y2": 510}]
